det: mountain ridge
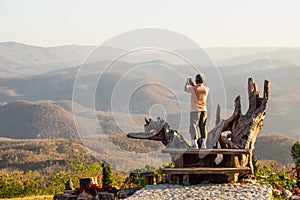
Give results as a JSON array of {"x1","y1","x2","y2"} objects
[{"x1": 0, "y1": 100, "x2": 77, "y2": 139}]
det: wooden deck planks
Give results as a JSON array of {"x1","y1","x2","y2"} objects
[
  {"x1": 162, "y1": 167, "x2": 251, "y2": 175},
  {"x1": 161, "y1": 148, "x2": 251, "y2": 155}
]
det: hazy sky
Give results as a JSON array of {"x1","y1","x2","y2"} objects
[{"x1": 0, "y1": 0, "x2": 299, "y2": 47}]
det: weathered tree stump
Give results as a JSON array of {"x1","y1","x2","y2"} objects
[{"x1": 208, "y1": 78, "x2": 270, "y2": 174}]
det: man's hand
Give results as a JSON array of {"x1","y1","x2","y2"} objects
[{"x1": 184, "y1": 81, "x2": 189, "y2": 92}]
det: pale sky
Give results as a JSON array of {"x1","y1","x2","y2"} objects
[{"x1": 0, "y1": 0, "x2": 299, "y2": 47}]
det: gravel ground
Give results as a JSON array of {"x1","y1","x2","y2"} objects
[{"x1": 126, "y1": 183, "x2": 272, "y2": 200}]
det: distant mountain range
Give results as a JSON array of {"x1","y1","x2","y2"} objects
[
  {"x1": 0, "y1": 41, "x2": 299, "y2": 170},
  {"x1": 0, "y1": 99, "x2": 295, "y2": 169},
  {"x1": 209, "y1": 47, "x2": 300, "y2": 66},
  {"x1": 1, "y1": 42, "x2": 300, "y2": 77},
  {"x1": 0, "y1": 42, "x2": 123, "y2": 77},
  {"x1": 0, "y1": 60, "x2": 299, "y2": 138},
  {"x1": 254, "y1": 133, "x2": 297, "y2": 164},
  {"x1": 0, "y1": 99, "x2": 295, "y2": 168}
]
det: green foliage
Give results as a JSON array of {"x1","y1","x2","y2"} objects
[
  {"x1": 138, "y1": 177, "x2": 147, "y2": 187},
  {"x1": 0, "y1": 170, "x2": 44, "y2": 198},
  {"x1": 255, "y1": 163, "x2": 297, "y2": 191},
  {"x1": 0, "y1": 138, "x2": 95, "y2": 172},
  {"x1": 70, "y1": 158, "x2": 103, "y2": 181},
  {"x1": 46, "y1": 172, "x2": 76, "y2": 195},
  {"x1": 127, "y1": 173, "x2": 145, "y2": 188},
  {"x1": 46, "y1": 158, "x2": 104, "y2": 194},
  {"x1": 155, "y1": 163, "x2": 174, "y2": 183},
  {"x1": 130, "y1": 165, "x2": 156, "y2": 173},
  {"x1": 252, "y1": 155, "x2": 258, "y2": 174},
  {"x1": 112, "y1": 172, "x2": 126, "y2": 188},
  {"x1": 291, "y1": 141, "x2": 300, "y2": 166},
  {"x1": 101, "y1": 160, "x2": 114, "y2": 186},
  {"x1": 0, "y1": 160, "x2": 106, "y2": 198},
  {"x1": 127, "y1": 163, "x2": 174, "y2": 188},
  {"x1": 0, "y1": 172, "x2": 23, "y2": 198},
  {"x1": 0, "y1": 161, "x2": 174, "y2": 198}
]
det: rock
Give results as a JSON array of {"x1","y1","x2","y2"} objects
[
  {"x1": 78, "y1": 191, "x2": 94, "y2": 200},
  {"x1": 292, "y1": 195, "x2": 300, "y2": 200},
  {"x1": 117, "y1": 186, "x2": 142, "y2": 199},
  {"x1": 283, "y1": 189, "x2": 293, "y2": 199},
  {"x1": 96, "y1": 192, "x2": 115, "y2": 200}
]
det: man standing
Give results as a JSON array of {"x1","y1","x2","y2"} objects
[{"x1": 184, "y1": 74, "x2": 209, "y2": 149}]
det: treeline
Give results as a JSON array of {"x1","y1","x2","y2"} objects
[
  {"x1": 0, "y1": 139, "x2": 96, "y2": 174},
  {"x1": 0, "y1": 159, "x2": 123, "y2": 198}
]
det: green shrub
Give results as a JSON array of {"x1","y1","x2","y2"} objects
[
  {"x1": 255, "y1": 163, "x2": 297, "y2": 191},
  {"x1": 0, "y1": 170, "x2": 44, "y2": 198},
  {"x1": 292, "y1": 141, "x2": 300, "y2": 167},
  {"x1": 46, "y1": 172, "x2": 77, "y2": 194},
  {"x1": 0, "y1": 160, "x2": 107, "y2": 198},
  {"x1": 102, "y1": 160, "x2": 114, "y2": 186}
]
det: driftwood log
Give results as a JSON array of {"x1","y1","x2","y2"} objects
[
  {"x1": 206, "y1": 78, "x2": 270, "y2": 174},
  {"x1": 218, "y1": 78, "x2": 270, "y2": 149}
]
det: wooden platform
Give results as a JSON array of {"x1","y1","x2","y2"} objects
[
  {"x1": 162, "y1": 167, "x2": 251, "y2": 175},
  {"x1": 161, "y1": 148, "x2": 251, "y2": 155},
  {"x1": 161, "y1": 148, "x2": 253, "y2": 184}
]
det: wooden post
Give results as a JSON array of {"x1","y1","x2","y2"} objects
[
  {"x1": 183, "y1": 175, "x2": 190, "y2": 186},
  {"x1": 174, "y1": 155, "x2": 184, "y2": 167}
]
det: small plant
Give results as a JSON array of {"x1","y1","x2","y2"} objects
[
  {"x1": 138, "y1": 177, "x2": 147, "y2": 187},
  {"x1": 255, "y1": 164, "x2": 297, "y2": 191}
]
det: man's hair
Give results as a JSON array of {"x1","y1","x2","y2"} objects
[{"x1": 195, "y1": 74, "x2": 205, "y2": 84}]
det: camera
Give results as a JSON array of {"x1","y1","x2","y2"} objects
[{"x1": 187, "y1": 78, "x2": 193, "y2": 85}]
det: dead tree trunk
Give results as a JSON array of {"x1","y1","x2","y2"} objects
[
  {"x1": 208, "y1": 78, "x2": 270, "y2": 174},
  {"x1": 222, "y1": 78, "x2": 270, "y2": 149}
]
